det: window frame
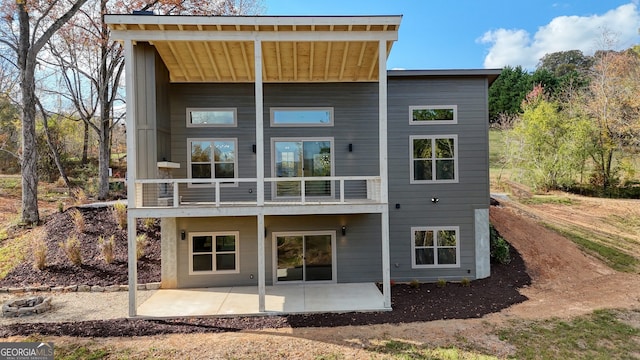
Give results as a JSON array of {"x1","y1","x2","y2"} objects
[
  {"x1": 188, "y1": 231, "x2": 240, "y2": 275},
  {"x1": 187, "y1": 138, "x2": 238, "y2": 188},
  {"x1": 409, "y1": 135, "x2": 459, "y2": 184},
  {"x1": 186, "y1": 107, "x2": 237, "y2": 128},
  {"x1": 270, "y1": 137, "x2": 335, "y2": 199},
  {"x1": 411, "y1": 226, "x2": 460, "y2": 269},
  {"x1": 271, "y1": 230, "x2": 337, "y2": 284},
  {"x1": 270, "y1": 107, "x2": 334, "y2": 127},
  {"x1": 409, "y1": 105, "x2": 458, "y2": 125}
]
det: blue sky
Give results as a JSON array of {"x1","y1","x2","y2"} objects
[{"x1": 265, "y1": 1, "x2": 640, "y2": 71}]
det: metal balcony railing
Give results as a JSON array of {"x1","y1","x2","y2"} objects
[{"x1": 133, "y1": 176, "x2": 382, "y2": 208}]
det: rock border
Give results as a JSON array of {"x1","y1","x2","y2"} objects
[{"x1": 0, "y1": 282, "x2": 161, "y2": 294}]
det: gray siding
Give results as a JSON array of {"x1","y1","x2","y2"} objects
[
  {"x1": 174, "y1": 214, "x2": 382, "y2": 288},
  {"x1": 387, "y1": 76, "x2": 490, "y2": 281},
  {"x1": 168, "y1": 83, "x2": 379, "y2": 202}
]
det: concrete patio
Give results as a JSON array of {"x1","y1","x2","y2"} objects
[{"x1": 137, "y1": 283, "x2": 388, "y2": 317}]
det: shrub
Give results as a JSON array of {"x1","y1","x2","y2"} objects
[
  {"x1": 57, "y1": 201, "x2": 64, "y2": 213},
  {"x1": 98, "y1": 235, "x2": 115, "y2": 264},
  {"x1": 71, "y1": 187, "x2": 87, "y2": 205},
  {"x1": 136, "y1": 234, "x2": 148, "y2": 260},
  {"x1": 490, "y1": 224, "x2": 511, "y2": 265},
  {"x1": 69, "y1": 208, "x2": 85, "y2": 233},
  {"x1": 32, "y1": 237, "x2": 47, "y2": 271},
  {"x1": 409, "y1": 279, "x2": 420, "y2": 289},
  {"x1": 436, "y1": 278, "x2": 447, "y2": 288},
  {"x1": 142, "y1": 217, "x2": 156, "y2": 230},
  {"x1": 59, "y1": 235, "x2": 82, "y2": 266},
  {"x1": 112, "y1": 202, "x2": 127, "y2": 229},
  {"x1": 460, "y1": 277, "x2": 471, "y2": 287}
]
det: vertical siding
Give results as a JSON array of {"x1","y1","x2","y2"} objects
[{"x1": 387, "y1": 76, "x2": 490, "y2": 281}]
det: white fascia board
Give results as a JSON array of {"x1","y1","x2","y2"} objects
[
  {"x1": 109, "y1": 29, "x2": 398, "y2": 42},
  {"x1": 105, "y1": 15, "x2": 402, "y2": 28},
  {"x1": 128, "y1": 204, "x2": 387, "y2": 218}
]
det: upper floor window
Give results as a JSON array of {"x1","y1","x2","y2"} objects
[
  {"x1": 271, "y1": 108, "x2": 333, "y2": 127},
  {"x1": 410, "y1": 135, "x2": 458, "y2": 183},
  {"x1": 411, "y1": 227, "x2": 460, "y2": 268},
  {"x1": 409, "y1": 105, "x2": 457, "y2": 125},
  {"x1": 188, "y1": 138, "x2": 237, "y2": 187},
  {"x1": 187, "y1": 108, "x2": 237, "y2": 127}
]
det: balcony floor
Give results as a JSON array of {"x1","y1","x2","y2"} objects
[{"x1": 136, "y1": 283, "x2": 388, "y2": 317}]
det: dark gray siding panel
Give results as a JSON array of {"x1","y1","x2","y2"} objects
[
  {"x1": 169, "y1": 83, "x2": 380, "y2": 202},
  {"x1": 387, "y1": 77, "x2": 490, "y2": 281},
  {"x1": 174, "y1": 214, "x2": 382, "y2": 287}
]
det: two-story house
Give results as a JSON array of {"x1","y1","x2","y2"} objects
[{"x1": 105, "y1": 14, "x2": 499, "y2": 317}]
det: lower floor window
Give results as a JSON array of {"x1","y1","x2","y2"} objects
[
  {"x1": 411, "y1": 226, "x2": 460, "y2": 268},
  {"x1": 189, "y1": 231, "x2": 239, "y2": 274}
]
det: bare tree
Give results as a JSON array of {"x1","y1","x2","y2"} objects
[{"x1": 0, "y1": 0, "x2": 90, "y2": 224}]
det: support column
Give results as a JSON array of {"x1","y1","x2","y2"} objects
[
  {"x1": 254, "y1": 40, "x2": 266, "y2": 312},
  {"x1": 124, "y1": 39, "x2": 138, "y2": 317},
  {"x1": 160, "y1": 217, "x2": 178, "y2": 288},
  {"x1": 379, "y1": 40, "x2": 391, "y2": 308}
]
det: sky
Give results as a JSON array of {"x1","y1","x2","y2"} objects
[{"x1": 265, "y1": 0, "x2": 640, "y2": 71}]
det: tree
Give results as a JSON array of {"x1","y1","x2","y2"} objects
[
  {"x1": 582, "y1": 49, "x2": 640, "y2": 190},
  {"x1": 507, "y1": 85, "x2": 592, "y2": 191},
  {"x1": 488, "y1": 66, "x2": 531, "y2": 123},
  {"x1": 0, "y1": 0, "x2": 90, "y2": 224}
]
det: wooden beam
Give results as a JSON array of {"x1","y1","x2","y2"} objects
[
  {"x1": 239, "y1": 42, "x2": 252, "y2": 81},
  {"x1": 275, "y1": 41, "x2": 282, "y2": 81},
  {"x1": 185, "y1": 42, "x2": 206, "y2": 81},
  {"x1": 110, "y1": 29, "x2": 399, "y2": 42},
  {"x1": 368, "y1": 44, "x2": 379, "y2": 80},
  {"x1": 339, "y1": 42, "x2": 349, "y2": 80},
  {"x1": 221, "y1": 41, "x2": 237, "y2": 82},
  {"x1": 167, "y1": 42, "x2": 191, "y2": 81},
  {"x1": 309, "y1": 25, "x2": 315, "y2": 81},
  {"x1": 293, "y1": 41, "x2": 298, "y2": 81},
  {"x1": 203, "y1": 42, "x2": 222, "y2": 81}
]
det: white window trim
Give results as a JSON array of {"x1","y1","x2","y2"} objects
[
  {"x1": 270, "y1": 107, "x2": 334, "y2": 127},
  {"x1": 188, "y1": 231, "x2": 240, "y2": 275},
  {"x1": 409, "y1": 105, "x2": 458, "y2": 125},
  {"x1": 411, "y1": 226, "x2": 460, "y2": 269},
  {"x1": 409, "y1": 134, "x2": 459, "y2": 184},
  {"x1": 186, "y1": 107, "x2": 237, "y2": 128},
  {"x1": 270, "y1": 137, "x2": 335, "y2": 199},
  {"x1": 271, "y1": 230, "x2": 337, "y2": 284},
  {"x1": 187, "y1": 138, "x2": 238, "y2": 188}
]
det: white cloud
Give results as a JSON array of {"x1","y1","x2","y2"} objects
[{"x1": 478, "y1": 3, "x2": 640, "y2": 69}]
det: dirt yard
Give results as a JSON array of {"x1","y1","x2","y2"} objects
[{"x1": 3, "y1": 195, "x2": 639, "y2": 358}]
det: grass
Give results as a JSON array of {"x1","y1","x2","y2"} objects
[
  {"x1": 521, "y1": 195, "x2": 576, "y2": 206},
  {"x1": 498, "y1": 309, "x2": 640, "y2": 359},
  {"x1": 369, "y1": 340, "x2": 498, "y2": 359},
  {"x1": 0, "y1": 231, "x2": 32, "y2": 279},
  {"x1": 544, "y1": 223, "x2": 638, "y2": 273}
]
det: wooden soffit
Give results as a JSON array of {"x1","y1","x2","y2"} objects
[{"x1": 105, "y1": 15, "x2": 401, "y2": 83}]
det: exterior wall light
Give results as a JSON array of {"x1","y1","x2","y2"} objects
[{"x1": 341, "y1": 226, "x2": 347, "y2": 236}]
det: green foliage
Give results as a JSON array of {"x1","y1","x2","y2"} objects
[
  {"x1": 436, "y1": 278, "x2": 447, "y2": 288},
  {"x1": 409, "y1": 279, "x2": 420, "y2": 288},
  {"x1": 506, "y1": 96, "x2": 593, "y2": 191},
  {"x1": 0, "y1": 96, "x2": 21, "y2": 173},
  {"x1": 490, "y1": 224, "x2": 511, "y2": 265},
  {"x1": 460, "y1": 277, "x2": 471, "y2": 287},
  {"x1": 489, "y1": 66, "x2": 532, "y2": 122},
  {"x1": 498, "y1": 309, "x2": 640, "y2": 359},
  {"x1": 370, "y1": 340, "x2": 498, "y2": 359}
]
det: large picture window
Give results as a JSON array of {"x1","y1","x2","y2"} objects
[
  {"x1": 189, "y1": 232, "x2": 239, "y2": 274},
  {"x1": 270, "y1": 108, "x2": 333, "y2": 127},
  {"x1": 409, "y1": 105, "x2": 457, "y2": 125},
  {"x1": 188, "y1": 138, "x2": 237, "y2": 187},
  {"x1": 410, "y1": 135, "x2": 458, "y2": 183},
  {"x1": 411, "y1": 227, "x2": 460, "y2": 268},
  {"x1": 186, "y1": 108, "x2": 237, "y2": 127}
]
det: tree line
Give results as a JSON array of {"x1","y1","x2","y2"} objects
[
  {"x1": 0, "y1": 0, "x2": 263, "y2": 224},
  {"x1": 490, "y1": 45, "x2": 640, "y2": 196}
]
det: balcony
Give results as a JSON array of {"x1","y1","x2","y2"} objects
[{"x1": 133, "y1": 176, "x2": 383, "y2": 210}]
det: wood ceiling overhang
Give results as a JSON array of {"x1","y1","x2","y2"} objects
[{"x1": 106, "y1": 15, "x2": 401, "y2": 83}]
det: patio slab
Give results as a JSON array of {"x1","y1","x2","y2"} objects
[{"x1": 137, "y1": 283, "x2": 387, "y2": 317}]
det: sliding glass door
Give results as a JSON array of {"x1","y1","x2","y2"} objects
[
  {"x1": 275, "y1": 232, "x2": 335, "y2": 283},
  {"x1": 273, "y1": 139, "x2": 333, "y2": 198}
]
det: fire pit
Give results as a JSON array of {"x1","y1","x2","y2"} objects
[{"x1": 2, "y1": 296, "x2": 52, "y2": 317}]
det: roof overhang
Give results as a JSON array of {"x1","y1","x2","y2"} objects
[
  {"x1": 388, "y1": 69, "x2": 502, "y2": 86},
  {"x1": 105, "y1": 15, "x2": 402, "y2": 83}
]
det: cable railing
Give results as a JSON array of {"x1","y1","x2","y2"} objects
[{"x1": 133, "y1": 176, "x2": 382, "y2": 208}]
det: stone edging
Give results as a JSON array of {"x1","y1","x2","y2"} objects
[{"x1": 0, "y1": 282, "x2": 161, "y2": 294}]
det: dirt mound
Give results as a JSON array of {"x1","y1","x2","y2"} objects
[{"x1": 0, "y1": 207, "x2": 160, "y2": 287}]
